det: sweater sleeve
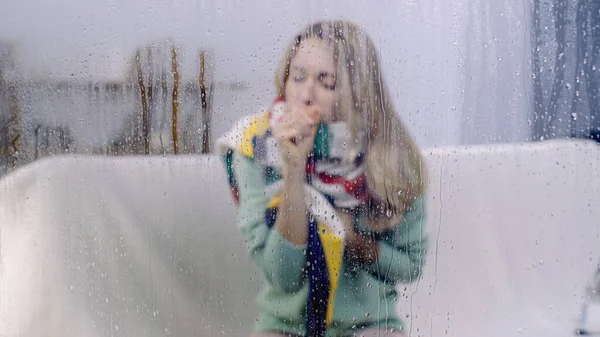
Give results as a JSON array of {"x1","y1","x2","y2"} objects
[
  {"x1": 362, "y1": 196, "x2": 429, "y2": 285},
  {"x1": 231, "y1": 151, "x2": 308, "y2": 293}
]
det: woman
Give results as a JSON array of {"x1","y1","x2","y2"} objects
[{"x1": 218, "y1": 20, "x2": 428, "y2": 337}]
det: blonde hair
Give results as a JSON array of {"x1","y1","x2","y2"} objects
[{"x1": 275, "y1": 20, "x2": 427, "y2": 224}]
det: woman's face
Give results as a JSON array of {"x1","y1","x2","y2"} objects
[{"x1": 285, "y1": 37, "x2": 340, "y2": 122}]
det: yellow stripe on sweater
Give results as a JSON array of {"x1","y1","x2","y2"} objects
[
  {"x1": 266, "y1": 196, "x2": 343, "y2": 327},
  {"x1": 239, "y1": 112, "x2": 271, "y2": 158},
  {"x1": 266, "y1": 195, "x2": 281, "y2": 209},
  {"x1": 317, "y1": 222, "x2": 343, "y2": 326}
]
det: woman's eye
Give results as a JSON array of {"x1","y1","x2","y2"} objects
[
  {"x1": 319, "y1": 75, "x2": 336, "y2": 91},
  {"x1": 324, "y1": 82, "x2": 336, "y2": 91},
  {"x1": 293, "y1": 76, "x2": 304, "y2": 82}
]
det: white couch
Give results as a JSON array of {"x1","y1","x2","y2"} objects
[{"x1": 1, "y1": 139, "x2": 599, "y2": 337}]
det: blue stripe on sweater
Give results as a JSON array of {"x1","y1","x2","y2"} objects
[{"x1": 306, "y1": 215, "x2": 330, "y2": 337}]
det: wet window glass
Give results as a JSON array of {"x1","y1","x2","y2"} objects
[{"x1": 1, "y1": 1, "x2": 599, "y2": 337}]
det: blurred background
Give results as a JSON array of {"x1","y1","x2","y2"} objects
[{"x1": 1, "y1": 0, "x2": 598, "y2": 176}]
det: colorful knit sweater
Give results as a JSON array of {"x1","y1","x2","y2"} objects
[{"x1": 219, "y1": 103, "x2": 429, "y2": 336}]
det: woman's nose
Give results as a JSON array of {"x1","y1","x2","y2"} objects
[{"x1": 301, "y1": 79, "x2": 316, "y2": 106}]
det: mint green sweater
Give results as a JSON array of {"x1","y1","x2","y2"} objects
[{"x1": 232, "y1": 152, "x2": 428, "y2": 336}]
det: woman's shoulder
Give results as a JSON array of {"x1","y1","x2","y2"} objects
[
  {"x1": 217, "y1": 110, "x2": 268, "y2": 154},
  {"x1": 217, "y1": 98, "x2": 284, "y2": 154}
]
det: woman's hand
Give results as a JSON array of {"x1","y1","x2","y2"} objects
[
  {"x1": 272, "y1": 104, "x2": 320, "y2": 176},
  {"x1": 338, "y1": 211, "x2": 380, "y2": 266},
  {"x1": 272, "y1": 104, "x2": 320, "y2": 246},
  {"x1": 346, "y1": 226, "x2": 380, "y2": 266}
]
